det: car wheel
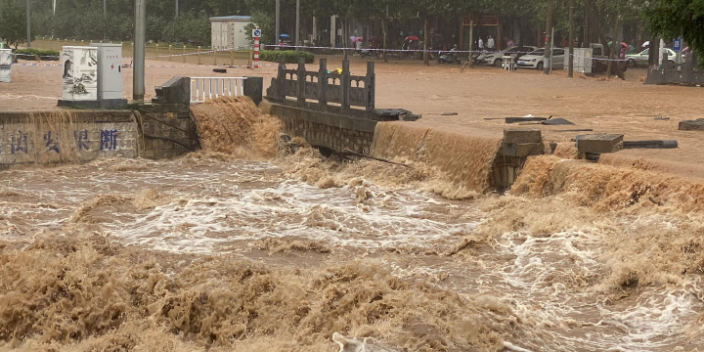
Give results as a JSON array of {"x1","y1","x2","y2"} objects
[
  {"x1": 536, "y1": 62, "x2": 544, "y2": 70},
  {"x1": 494, "y1": 59, "x2": 502, "y2": 67},
  {"x1": 627, "y1": 59, "x2": 636, "y2": 67}
]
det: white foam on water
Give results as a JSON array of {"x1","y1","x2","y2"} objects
[{"x1": 100, "y1": 179, "x2": 477, "y2": 253}]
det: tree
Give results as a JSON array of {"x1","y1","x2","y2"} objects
[
  {"x1": 0, "y1": 0, "x2": 29, "y2": 49},
  {"x1": 645, "y1": 0, "x2": 704, "y2": 66}
]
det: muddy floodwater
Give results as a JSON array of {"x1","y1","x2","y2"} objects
[{"x1": 1, "y1": 99, "x2": 703, "y2": 352}]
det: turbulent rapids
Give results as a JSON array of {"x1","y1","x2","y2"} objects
[{"x1": 1, "y1": 97, "x2": 703, "y2": 352}]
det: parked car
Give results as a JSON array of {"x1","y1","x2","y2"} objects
[
  {"x1": 517, "y1": 48, "x2": 565, "y2": 70},
  {"x1": 483, "y1": 46, "x2": 536, "y2": 66},
  {"x1": 625, "y1": 48, "x2": 679, "y2": 67}
]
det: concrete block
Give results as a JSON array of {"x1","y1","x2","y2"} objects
[
  {"x1": 243, "y1": 77, "x2": 264, "y2": 106},
  {"x1": 577, "y1": 134, "x2": 624, "y2": 154},
  {"x1": 504, "y1": 128, "x2": 542, "y2": 144},
  {"x1": 679, "y1": 120, "x2": 704, "y2": 131},
  {"x1": 500, "y1": 142, "x2": 544, "y2": 157}
]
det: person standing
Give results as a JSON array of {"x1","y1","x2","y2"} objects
[
  {"x1": 507, "y1": 38, "x2": 515, "y2": 48},
  {"x1": 478, "y1": 37, "x2": 484, "y2": 51},
  {"x1": 487, "y1": 35, "x2": 495, "y2": 51}
]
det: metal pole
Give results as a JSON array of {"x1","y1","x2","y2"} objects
[
  {"x1": 133, "y1": 0, "x2": 146, "y2": 103},
  {"x1": 25, "y1": 0, "x2": 31, "y2": 48},
  {"x1": 275, "y1": 0, "x2": 280, "y2": 49},
  {"x1": 175, "y1": 0, "x2": 178, "y2": 18},
  {"x1": 568, "y1": 0, "x2": 574, "y2": 78},
  {"x1": 103, "y1": 0, "x2": 106, "y2": 40},
  {"x1": 295, "y1": 0, "x2": 300, "y2": 51},
  {"x1": 52, "y1": 0, "x2": 56, "y2": 39}
]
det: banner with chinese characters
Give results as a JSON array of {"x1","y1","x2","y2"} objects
[
  {"x1": 61, "y1": 46, "x2": 98, "y2": 101},
  {"x1": 0, "y1": 49, "x2": 11, "y2": 83}
]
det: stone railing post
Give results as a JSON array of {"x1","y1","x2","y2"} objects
[
  {"x1": 366, "y1": 61, "x2": 375, "y2": 112},
  {"x1": 318, "y1": 58, "x2": 328, "y2": 110},
  {"x1": 297, "y1": 57, "x2": 306, "y2": 105},
  {"x1": 342, "y1": 59, "x2": 350, "y2": 112},
  {"x1": 277, "y1": 56, "x2": 287, "y2": 99}
]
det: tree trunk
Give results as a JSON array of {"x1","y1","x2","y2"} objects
[
  {"x1": 583, "y1": 0, "x2": 624, "y2": 79},
  {"x1": 423, "y1": 17, "x2": 429, "y2": 65},
  {"x1": 606, "y1": 12, "x2": 620, "y2": 79},
  {"x1": 381, "y1": 17, "x2": 388, "y2": 63},
  {"x1": 342, "y1": 17, "x2": 348, "y2": 60},
  {"x1": 649, "y1": 35, "x2": 660, "y2": 71},
  {"x1": 568, "y1": 0, "x2": 574, "y2": 78},
  {"x1": 468, "y1": 18, "x2": 474, "y2": 68},
  {"x1": 543, "y1": 0, "x2": 553, "y2": 74}
]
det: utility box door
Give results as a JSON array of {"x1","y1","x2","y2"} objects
[
  {"x1": 61, "y1": 46, "x2": 98, "y2": 101},
  {"x1": 0, "y1": 49, "x2": 11, "y2": 83},
  {"x1": 90, "y1": 43, "x2": 123, "y2": 100}
]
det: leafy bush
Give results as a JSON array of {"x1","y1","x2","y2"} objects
[
  {"x1": 14, "y1": 48, "x2": 60, "y2": 60},
  {"x1": 15, "y1": 48, "x2": 60, "y2": 57},
  {"x1": 259, "y1": 50, "x2": 314, "y2": 64}
]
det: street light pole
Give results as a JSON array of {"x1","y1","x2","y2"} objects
[
  {"x1": 295, "y1": 0, "x2": 300, "y2": 51},
  {"x1": 175, "y1": 0, "x2": 178, "y2": 19},
  {"x1": 103, "y1": 0, "x2": 106, "y2": 40},
  {"x1": 275, "y1": 0, "x2": 280, "y2": 49},
  {"x1": 133, "y1": 0, "x2": 146, "y2": 103},
  {"x1": 25, "y1": 0, "x2": 31, "y2": 48}
]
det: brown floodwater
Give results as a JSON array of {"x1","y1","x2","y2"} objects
[{"x1": 1, "y1": 98, "x2": 703, "y2": 352}]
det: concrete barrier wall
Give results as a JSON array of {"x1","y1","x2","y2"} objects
[
  {"x1": 0, "y1": 110, "x2": 138, "y2": 167},
  {"x1": 0, "y1": 109, "x2": 198, "y2": 168},
  {"x1": 269, "y1": 102, "x2": 375, "y2": 155}
]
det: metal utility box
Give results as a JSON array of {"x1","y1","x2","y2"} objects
[
  {"x1": 564, "y1": 48, "x2": 593, "y2": 75},
  {"x1": 0, "y1": 49, "x2": 12, "y2": 83},
  {"x1": 90, "y1": 43, "x2": 123, "y2": 100},
  {"x1": 61, "y1": 46, "x2": 98, "y2": 101}
]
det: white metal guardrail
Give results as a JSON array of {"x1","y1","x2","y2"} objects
[{"x1": 190, "y1": 77, "x2": 247, "y2": 103}]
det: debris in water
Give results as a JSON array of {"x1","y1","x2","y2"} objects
[
  {"x1": 541, "y1": 117, "x2": 574, "y2": 125},
  {"x1": 623, "y1": 140, "x2": 678, "y2": 149}
]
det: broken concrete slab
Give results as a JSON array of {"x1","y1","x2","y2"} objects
[
  {"x1": 504, "y1": 128, "x2": 542, "y2": 144},
  {"x1": 542, "y1": 118, "x2": 574, "y2": 125},
  {"x1": 505, "y1": 117, "x2": 548, "y2": 124},
  {"x1": 500, "y1": 142, "x2": 544, "y2": 157},
  {"x1": 576, "y1": 134, "x2": 624, "y2": 154},
  {"x1": 679, "y1": 120, "x2": 704, "y2": 131}
]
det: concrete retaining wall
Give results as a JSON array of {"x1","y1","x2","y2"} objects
[
  {"x1": 0, "y1": 108, "x2": 198, "y2": 167},
  {"x1": 269, "y1": 102, "x2": 375, "y2": 154},
  {"x1": 0, "y1": 110, "x2": 138, "y2": 167}
]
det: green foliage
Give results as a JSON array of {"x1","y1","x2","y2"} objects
[
  {"x1": 259, "y1": 50, "x2": 314, "y2": 63},
  {"x1": 646, "y1": 0, "x2": 704, "y2": 66},
  {"x1": 0, "y1": 0, "x2": 29, "y2": 49},
  {"x1": 15, "y1": 48, "x2": 60, "y2": 56}
]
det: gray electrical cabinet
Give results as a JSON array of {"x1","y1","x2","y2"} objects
[{"x1": 90, "y1": 43, "x2": 124, "y2": 101}]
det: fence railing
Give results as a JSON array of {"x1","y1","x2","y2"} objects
[
  {"x1": 190, "y1": 77, "x2": 247, "y2": 103},
  {"x1": 266, "y1": 57, "x2": 375, "y2": 114},
  {"x1": 30, "y1": 38, "x2": 253, "y2": 66}
]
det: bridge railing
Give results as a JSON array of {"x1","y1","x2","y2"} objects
[
  {"x1": 190, "y1": 77, "x2": 247, "y2": 103},
  {"x1": 266, "y1": 57, "x2": 375, "y2": 114}
]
